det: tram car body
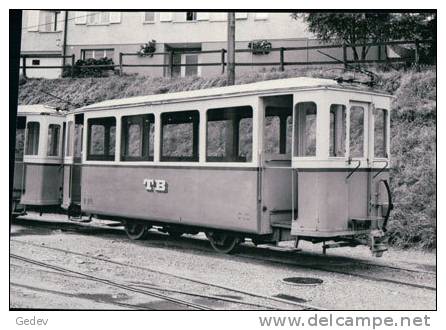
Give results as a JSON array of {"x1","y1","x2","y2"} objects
[
  {"x1": 12, "y1": 105, "x2": 65, "y2": 217},
  {"x1": 14, "y1": 77, "x2": 393, "y2": 256}
]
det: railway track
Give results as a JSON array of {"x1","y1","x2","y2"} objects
[
  {"x1": 11, "y1": 253, "x2": 212, "y2": 311},
  {"x1": 10, "y1": 240, "x2": 322, "y2": 311},
  {"x1": 11, "y1": 217, "x2": 436, "y2": 292}
]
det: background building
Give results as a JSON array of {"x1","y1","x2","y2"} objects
[{"x1": 20, "y1": 11, "x2": 383, "y2": 79}]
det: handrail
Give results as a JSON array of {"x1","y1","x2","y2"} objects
[
  {"x1": 345, "y1": 159, "x2": 361, "y2": 180},
  {"x1": 372, "y1": 160, "x2": 389, "y2": 178}
]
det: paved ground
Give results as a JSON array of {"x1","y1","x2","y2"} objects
[{"x1": 10, "y1": 213, "x2": 436, "y2": 310}]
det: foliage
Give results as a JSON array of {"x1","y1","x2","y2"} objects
[
  {"x1": 248, "y1": 40, "x2": 272, "y2": 55},
  {"x1": 62, "y1": 57, "x2": 115, "y2": 78},
  {"x1": 17, "y1": 67, "x2": 436, "y2": 250},
  {"x1": 138, "y1": 40, "x2": 157, "y2": 57},
  {"x1": 291, "y1": 12, "x2": 436, "y2": 63}
]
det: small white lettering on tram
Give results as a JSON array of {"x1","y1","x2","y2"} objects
[{"x1": 143, "y1": 179, "x2": 167, "y2": 193}]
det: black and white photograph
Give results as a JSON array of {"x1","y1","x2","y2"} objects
[{"x1": 7, "y1": 3, "x2": 438, "y2": 328}]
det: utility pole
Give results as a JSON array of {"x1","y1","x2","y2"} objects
[{"x1": 227, "y1": 12, "x2": 235, "y2": 85}]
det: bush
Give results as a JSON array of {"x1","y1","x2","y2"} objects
[{"x1": 63, "y1": 57, "x2": 116, "y2": 78}]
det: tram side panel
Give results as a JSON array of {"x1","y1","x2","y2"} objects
[
  {"x1": 20, "y1": 163, "x2": 63, "y2": 206},
  {"x1": 80, "y1": 165, "x2": 260, "y2": 233},
  {"x1": 293, "y1": 169, "x2": 390, "y2": 237}
]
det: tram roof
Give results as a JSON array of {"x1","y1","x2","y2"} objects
[
  {"x1": 78, "y1": 77, "x2": 390, "y2": 112},
  {"x1": 17, "y1": 104, "x2": 62, "y2": 116}
]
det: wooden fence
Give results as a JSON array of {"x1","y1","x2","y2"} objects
[{"x1": 20, "y1": 39, "x2": 434, "y2": 78}]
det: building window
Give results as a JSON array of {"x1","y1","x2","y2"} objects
[
  {"x1": 121, "y1": 114, "x2": 155, "y2": 161},
  {"x1": 374, "y1": 109, "x2": 388, "y2": 158},
  {"x1": 87, "y1": 117, "x2": 116, "y2": 161},
  {"x1": 87, "y1": 11, "x2": 110, "y2": 25},
  {"x1": 161, "y1": 111, "x2": 199, "y2": 162},
  {"x1": 206, "y1": 106, "x2": 253, "y2": 162},
  {"x1": 350, "y1": 106, "x2": 365, "y2": 158},
  {"x1": 47, "y1": 124, "x2": 61, "y2": 156},
  {"x1": 184, "y1": 54, "x2": 199, "y2": 76},
  {"x1": 144, "y1": 12, "x2": 155, "y2": 23},
  {"x1": 186, "y1": 12, "x2": 197, "y2": 21},
  {"x1": 294, "y1": 102, "x2": 317, "y2": 157},
  {"x1": 82, "y1": 49, "x2": 114, "y2": 60},
  {"x1": 39, "y1": 11, "x2": 60, "y2": 32},
  {"x1": 329, "y1": 104, "x2": 347, "y2": 157},
  {"x1": 25, "y1": 122, "x2": 40, "y2": 156}
]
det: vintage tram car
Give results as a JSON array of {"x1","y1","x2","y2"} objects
[{"x1": 12, "y1": 77, "x2": 393, "y2": 256}]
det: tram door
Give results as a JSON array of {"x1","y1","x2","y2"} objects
[
  {"x1": 63, "y1": 114, "x2": 83, "y2": 211},
  {"x1": 346, "y1": 102, "x2": 371, "y2": 219},
  {"x1": 259, "y1": 95, "x2": 294, "y2": 234}
]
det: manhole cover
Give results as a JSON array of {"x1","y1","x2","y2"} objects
[{"x1": 282, "y1": 277, "x2": 323, "y2": 286}]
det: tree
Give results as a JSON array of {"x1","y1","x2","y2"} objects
[{"x1": 291, "y1": 12, "x2": 436, "y2": 63}]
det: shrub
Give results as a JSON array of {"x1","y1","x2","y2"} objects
[{"x1": 63, "y1": 57, "x2": 116, "y2": 78}]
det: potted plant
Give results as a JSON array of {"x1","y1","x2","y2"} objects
[
  {"x1": 248, "y1": 40, "x2": 272, "y2": 55},
  {"x1": 138, "y1": 40, "x2": 157, "y2": 57}
]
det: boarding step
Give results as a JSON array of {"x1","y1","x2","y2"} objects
[
  {"x1": 270, "y1": 209, "x2": 294, "y2": 229},
  {"x1": 348, "y1": 217, "x2": 385, "y2": 231}
]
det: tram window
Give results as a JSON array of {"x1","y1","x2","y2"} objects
[
  {"x1": 329, "y1": 105, "x2": 347, "y2": 157},
  {"x1": 87, "y1": 117, "x2": 116, "y2": 161},
  {"x1": 25, "y1": 122, "x2": 40, "y2": 156},
  {"x1": 66, "y1": 121, "x2": 73, "y2": 156},
  {"x1": 264, "y1": 116, "x2": 280, "y2": 154},
  {"x1": 374, "y1": 109, "x2": 388, "y2": 158},
  {"x1": 206, "y1": 106, "x2": 253, "y2": 162},
  {"x1": 264, "y1": 108, "x2": 293, "y2": 155},
  {"x1": 15, "y1": 116, "x2": 26, "y2": 160},
  {"x1": 121, "y1": 114, "x2": 155, "y2": 161},
  {"x1": 74, "y1": 124, "x2": 83, "y2": 158},
  {"x1": 161, "y1": 110, "x2": 199, "y2": 162},
  {"x1": 47, "y1": 124, "x2": 61, "y2": 156},
  {"x1": 294, "y1": 102, "x2": 317, "y2": 157},
  {"x1": 350, "y1": 106, "x2": 365, "y2": 158}
]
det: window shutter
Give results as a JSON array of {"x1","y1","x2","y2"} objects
[
  {"x1": 235, "y1": 12, "x2": 248, "y2": 20},
  {"x1": 74, "y1": 11, "x2": 87, "y2": 24},
  {"x1": 110, "y1": 12, "x2": 121, "y2": 24},
  {"x1": 211, "y1": 12, "x2": 227, "y2": 21},
  {"x1": 159, "y1": 12, "x2": 173, "y2": 22},
  {"x1": 255, "y1": 13, "x2": 269, "y2": 20},
  {"x1": 27, "y1": 10, "x2": 40, "y2": 31},
  {"x1": 197, "y1": 12, "x2": 209, "y2": 21}
]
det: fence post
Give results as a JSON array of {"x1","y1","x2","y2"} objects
[
  {"x1": 221, "y1": 49, "x2": 226, "y2": 74},
  {"x1": 71, "y1": 54, "x2": 75, "y2": 78},
  {"x1": 342, "y1": 42, "x2": 347, "y2": 69},
  {"x1": 414, "y1": 40, "x2": 420, "y2": 70},
  {"x1": 169, "y1": 51, "x2": 174, "y2": 78},
  {"x1": 119, "y1": 52, "x2": 123, "y2": 76},
  {"x1": 22, "y1": 56, "x2": 27, "y2": 78},
  {"x1": 279, "y1": 47, "x2": 285, "y2": 71}
]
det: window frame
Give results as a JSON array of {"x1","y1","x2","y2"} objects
[
  {"x1": 293, "y1": 102, "x2": 317, "y2": 158},
  {"x1": 206, "y1": 106, "x2": 253, "y2": 163},
  {"x1": 25, "y1": 121, "x2": 40, "y2": 156},
  {"x1": 47, "y1": 123, "x2": 61, "y2": 157},
  {"x1": 121, "y1": 114, "x2": 155, "y2": 162},
  {"x1": 87, "y1": 11, "x2": 110, "y2": 25},
  {"x1": 160, "y1": 110, "x2": 199, "y2": 162},
  {"x1": 328, "y1": 104, "x2": 347, "y2": 158},
  {"x1": 143, "y1": 12, "x2": 156, "y2": 23},
  {"x1": 81, "y1": 48, "x2": 114, "y2": 60},
  {"x1": 86, "y1": 116, "x2": 116, "y2": 161},
  {"x1": 373, "y1": 108, "x2": 389, "y2": 159}
]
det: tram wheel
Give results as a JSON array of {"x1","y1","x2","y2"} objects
[
  {"x1": 124, "y1": 221, "x2": 150, "y2": 240},
  {"x1": 205, "y1": 231, "x2": 241, "y2": 254}
]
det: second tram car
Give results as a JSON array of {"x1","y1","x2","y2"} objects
[{"x1": 13, "y1": 77, "x2": 393, "y2": 256}]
